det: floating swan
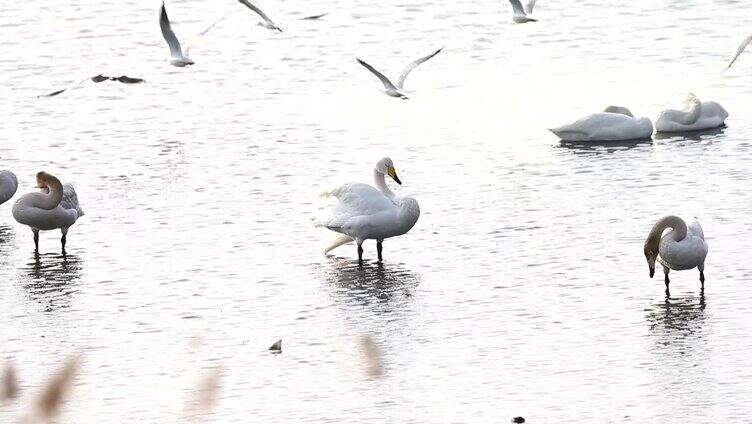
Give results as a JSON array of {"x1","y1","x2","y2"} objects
[
  {"x1": 160, "y1": 1, "x2": 194, "y2": 67},
  {"x1": 317, "y1": 158, "x2": 420, "y2": 263},
  {"x1": 644, "y1": 215, "x2": 708, "y2": 291},
  {"x1": 356, "y1": 47, "x2": 444, "y2": 99},
  {"x1": 655, "y1": 94, "x2": 728, "y2": 133},
  {"x1": 508, "y1": 0, "x2": 537, "y2": 23},
  {"x1": 0, "y1": 170, "x2": 18, "y2": 206},
  {"x1": 12, "y1": 172, "x2": 84, "y2": 252},
  {"x1": 550, "y1": 106, "x2": 653, "y2": 142}
]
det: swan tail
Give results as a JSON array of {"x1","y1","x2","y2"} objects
[
  {"x1": 324, "y1": 234, "x2": 353, "y2": 254},
  {"x1": 61, "y1": 183, "x2": 84, "y2": 217}
]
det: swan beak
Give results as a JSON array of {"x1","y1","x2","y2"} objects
[
  {"x1": 387, "y1": 166, "x2": 402, "y2": 185},
  {"x1": 649, "y1": 267, "x2": 655, "y2": 278}
]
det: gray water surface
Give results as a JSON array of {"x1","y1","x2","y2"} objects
[{"x1": 1, "y1": 0, "x2": 752, "y2": 422}]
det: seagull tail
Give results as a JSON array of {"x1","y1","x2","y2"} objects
[{"x1": 324, "y1": 234, "x2": 354, "y2": 254}]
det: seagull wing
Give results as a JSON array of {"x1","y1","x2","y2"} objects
[
  {"x1": 37, "y1": 76, "x2": 91, "y2": 98},
  {"x1": 185, "y1": 14, "x2": 226, "y2": 56},
  {"x1": 356, "y1": 59, "x2": 398, "y2": 91},
  {"x1": 300, "y1": 12, "x2": 328, "y2": 20},
  {"x1": 396, "y1": 47, "x2": 443, "y2": 89},
  {"x1": 160, "y1": 2, "x2": 185, "y2": 59},
  {"x1": 508, "y1": 0, "x2": 526, "y2": 15},
  {"x1": 237, "y1": 0, "x2": 277, "y2": 27},
  {"x1": 725, "y1": 33, "x2": 752, "y2": 72},
  {"x1": 525, "y1": 0, "x2": 537, "y2": 14}
]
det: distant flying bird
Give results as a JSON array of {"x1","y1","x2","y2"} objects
[
  {"x1": 38, "y1": 74, "x2": 145, "y2": 98},
  {"x1": 160, "y1": 1, "x2": 194, "y2": 66},
  {"x1": 236, "y1": 0, "x2": 282, "y2": 32},
  {"x1": 300, "y1": 12, "x2": 328, "y2": 20},
  {"x1": 356, "y1": 47, "x2": 444, "y2": 99},
  {"x1": 724, "y1": 33, "x2": 752, "y2": 72},
  {"x1": 508, "y1": 0, "x2": 537, "y2": 23}
]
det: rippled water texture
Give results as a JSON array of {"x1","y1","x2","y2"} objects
[{"x1": 2, "y1": 0, "x2": 752, "y2": 422}]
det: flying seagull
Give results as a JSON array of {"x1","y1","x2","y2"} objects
[
  {"x1": 508, "y1": 0, "x2": 537, "y2": 23},
  {"x1": 160, "y1": 1, "x2": 194, "y2": 66},
  {"x1": 300, "y1": 12, "x2": 328, "y2": 20},
  {"x1": 356, "y1": 47, "x2": 444, "y2": 99},
  {"x1": 724, "y1": 33, "x2": 752, "y2": 72},
  {"x1": 38, "y1": 74, "x2": 145, "y2": 98},
  {"x1": 236, "y1": 0, "x2": 282, "y2": 32}
]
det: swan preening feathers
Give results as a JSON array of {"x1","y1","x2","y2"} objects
[
  {"x1": 317, "y1": 158, "x2": 420, "y2": 263},
  {"x1": 12, "y1": 172, "x2": 84, "y2": 253},
  {"x1": 550, "y1": 106, "x2": 653, "y2": 142},
  {"x1": 644, "y1": 216, "x2": 708, "y2": 291},
  {"x1": 655, "y1": 94, "x2": 728, "y2": 133},
  {"x1": 356, "y1": 47, "x2": 444, "y2": 99}
]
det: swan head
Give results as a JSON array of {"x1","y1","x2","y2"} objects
[
  {"x1": 376, "y1": 157, "x2": 401, "y2": 185},
  {"x1": 36, "y1": 171, "x2": 59, "y2": 189},
  {"x1": 643, "y1": 242, "x2": 658, "y2": 278}
]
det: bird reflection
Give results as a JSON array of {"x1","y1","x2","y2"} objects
[
  {"x1": 319, "y1": 258, "x2": 420, "y2": 308},
  {"x1": 557, "y1": 139, "x2": 653, "y2": 155},
  {"x1": 21, "y1": 252, "x2": 83, "y2": 311},
  {"x1": 652, "y1": 125, "x2": 726, "y2": 141},
  {"x1": 646, "y1": 288, "x2": 707, "y2": 353}
]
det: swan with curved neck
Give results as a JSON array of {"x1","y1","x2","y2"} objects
[
  {"x1": 655, "y1": 94, "x2": 728, "y2": 132},
  {"x1": 318, "y1": 158, "x2": 420, "y2": 264},
  {"x1": 0, "y1": 170, "x2": 18, "y2": 206},
  {"x1": 550, "y1": 106, "x2": 653, "y2": 142},
  {"x1": 644, "y1": 215, "x2": 708, "y2": 292},
  {"x1": 12, "y1": 171, "x2": 84, "y2": 252}
]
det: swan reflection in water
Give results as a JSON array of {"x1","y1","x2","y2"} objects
[
  {"x1": 557, "y1": 139, "x2": 653, "y2": 155},
  {"x1": 652, "y1": 125, "x2": 726, "y2": 142},
  {"x1": 646, "y1": 288, "x2": 707, "y2": 355},
  {"x1": 21, "y1": 252, "x2": 84, "y2": 311},
  {"x1": 319, "y1": 257, "x2": 421, "y2": 309}
]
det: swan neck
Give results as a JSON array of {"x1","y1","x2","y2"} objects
[
  {"x1": 646, "y1": 215, "x2": 688, "y2": 250},
  {"x1": 38, "y1": 176, "x2": 64, "y2": 210},
  {"x1": 374, "y1": 169, "x2": 395, "y2": 199}
]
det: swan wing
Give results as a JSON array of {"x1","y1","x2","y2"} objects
[
  {"x1": 396, "y1": 47, "x2": 443, "y2": 89},
  {"x1": 356, "y1": 59, "x2": 399, "y2": 91},
  {"x1": 237, "y1": 0, "x2": 278, "y2": 27},
  {"x1": 509, "y1": 0, "x2": 526, "y2": 16},
  {"x1": 61, "y1": 183, "x2": 84, "y2": 217},
  {"x1": 160, "y1": 2, "x2": 185, "y2": 59},
  {"x1": 659, "y1": 233, "x2": 708, "y2": 270},
  {"x1": 725, "y1": 33, "x2": 752, "y2": 72},
  {"x1": 525, "y1": 0, "x2": 537, "y2": 14},
  {"x1": 688, "y1": 220, "x2": 704, "y2": 239},
  {"x1": 323, "y1": 183, "x2": 396, "y2": 229}
]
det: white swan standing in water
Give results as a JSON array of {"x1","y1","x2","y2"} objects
[
  {"x1": 13, "y1": 172, "x2": 84, "y2": 253},
  {"x1": 644, "y1": 216, "x2": 708, "y2": 291},
  {"x1": 0, "y1": 170, "x2": 18, "y2": 206},
  {"x1": 655, "y1": 94, "x2": 728, "y2": 133},
  {"x1": 317, "y1": 158, "x2": 420, "y2": 263},
  {"x1": 550, "y1": 106, "x2": 653, "y2": 142}
]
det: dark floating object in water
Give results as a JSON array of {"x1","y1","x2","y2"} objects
[
  {"x1": 38, "y1": 74, "x2": 145, "y2": 97},
  {"x1": 511, "y1": 417, "x2": 525, "y2": 423},
  {"x1": 300, "y1": 12, "x2": 328, "y2": 20},
  {"x1": 269, "y1": 339, "x2": 282, "y2": 352}
]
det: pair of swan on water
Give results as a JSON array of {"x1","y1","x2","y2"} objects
[
  {"x1": 316, "y1": 158, "x2": 420, "y2": 263},
  {"x1": 551, "y1": 94, "x2": 729, "y2": 142},
  {"x1": 0, "y1": 171, "x2": 84, "y2": 252},
  {"x1": 644, "y1": 216, "x2": 708, "y2": 291}
]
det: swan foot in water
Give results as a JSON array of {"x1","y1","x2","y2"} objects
[
  {"x1": 32, "y1": 229, "x2": 39, "y2": 252},
  {"x1": 357, "y1": 244, "x2": 364, "y2": 265},
  {"x1": 663, "y1": 265, "x2": 670, "y2": 289},
  {"x1": 61, "y1": 234, "x2": 67, "y2": 253},
  {"x1": 377, "y1": 240, "x2": 383, "y2": 262},
  {"x1": 699, "y1": 264, "x2": 705, "y2": 285}
]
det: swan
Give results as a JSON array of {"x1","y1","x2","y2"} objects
[
  {"x1": 0, "y1": 170, "x2": 18, "y2": 206},
  {"x1": 550, "y1": 106, "x2": 653, "y2": 141},
  {"x1": 317, "y1": 158, "x2": 420, "y2": 263},
  {"x1": 12, "y1": 172, "x2": 84, "y2": 253},
  {"x1": 508, "y1": 0, "x2": 537, "y2": 23},
  {"x1": 644, "y1": 215, "x2": 708, "y2": 291},
  {"x1": 356, "y1": 47, "x2": 444, "y2": 99},
  {"x1": 655, "y1": 94, "x2": 728, "y2": 133},
  {"x1": 160, "y1": 1, "x2": 194, "y2": 67}
]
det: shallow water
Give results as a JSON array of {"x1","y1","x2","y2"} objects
[{"x1": 1, "y1": 0, "x2": 752, "y2": 422}]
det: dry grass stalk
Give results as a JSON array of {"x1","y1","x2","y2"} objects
[
  {"x1": 35, "y1": 355, "x2": 81, "y2": 420},
  {"x1": 360, "y1": 335, "x2": 384, "y2": 378},
  {"x1": 2, "y1": 361, "x2": 19, "y2": 401}
]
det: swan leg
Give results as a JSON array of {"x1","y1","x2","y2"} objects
[
  {"x1": 698, "y1": 263, "x2": 705, "y2": 286},
  {"x1": 32, "y1": 229, "x2": 39, "y2": 252},
  {"x1": 357, "y1": 244, "x2": 364, "y2": 264},
  {"x1": 61, "y1": 227, "x2": 69, "y2": 253},
  {"x1": 663, "y1": 265, "x2": 670, "y2": 289},
  {"x1": 377, "y1": 240, "x2": 383, "y2": 262}
]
